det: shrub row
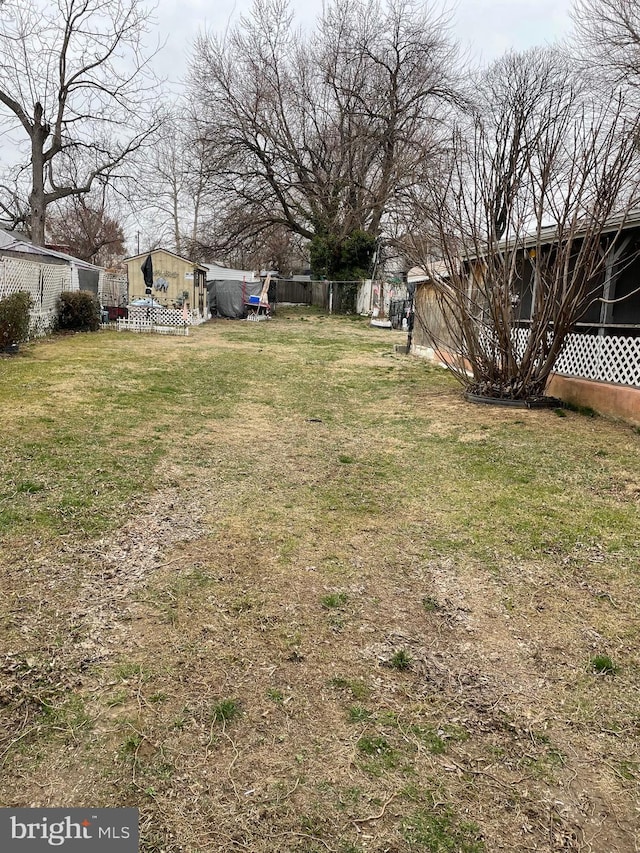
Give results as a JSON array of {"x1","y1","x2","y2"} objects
[{"x1": 0, "y1": 290, "x2": 101, "y2": 347}]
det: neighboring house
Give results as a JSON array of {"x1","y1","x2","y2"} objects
[
  {"x1": 203, "y1": 263, "x2": 259, "y2": 283},
  {"x1": 410, "y1": 262, "x2": 460, "y2": 361},
  {"x1": 124, "y1": 249, "x2": 208, "y2": 317},
  {"x1": 411, "y1": 219, "x2": 640, "y2": 425},
  {"x1": 0, "y1": 228, "x2": 105, "y2": 335}
]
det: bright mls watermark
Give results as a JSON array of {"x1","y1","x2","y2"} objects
[{"x1": 0, "y1": 809, "x2": 138, "y2": 851}]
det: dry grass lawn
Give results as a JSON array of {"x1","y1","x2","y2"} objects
[{"x1": 1, "y1": 310, "x2": 639, "y2": 852}]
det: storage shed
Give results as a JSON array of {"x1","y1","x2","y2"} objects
[{"x1": 124, "y1": 249, "x2": 208, "y2": 317}]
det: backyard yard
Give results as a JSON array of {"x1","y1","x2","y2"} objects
[{"x1": 0, "y1": 310, "x2": 638, "y2": 852}]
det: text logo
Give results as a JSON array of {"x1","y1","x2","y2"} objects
[{"x1": 1, "y1": 809, "x2": 138, "y2": 851}]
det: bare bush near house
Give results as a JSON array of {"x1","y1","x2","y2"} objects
[
  {"x1": 187, "y1": 0, "x2": 461, "y2": 268},
  {"x1": 405, "y1": 48, "x2": 640, "y2": 400},
  {"x1": 0, "y1": 0, "x2": 163, "y2": 246}
]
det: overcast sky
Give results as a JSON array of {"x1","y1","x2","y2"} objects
[{"x1": 153, "y1": 0, "x2": 575, "y2": 87}]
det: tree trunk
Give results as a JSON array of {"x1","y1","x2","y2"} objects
[
  {"x1": 29, "y1": 106, "x2": 49, "y2": 246},
  {"x1": 173, "y1": 176, "x2": 181, "y2": 255}
]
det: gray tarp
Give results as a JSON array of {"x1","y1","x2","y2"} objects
[{"x1": 207, "y1": 279, "x2": 262, "y2": 318}]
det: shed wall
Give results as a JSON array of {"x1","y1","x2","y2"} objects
[
  {"x1": 413, "y1": 283, "x2": 461, "y2": 355},
  {"x1": 126, "y1": 251, "x2": 204, "y2": 308}
]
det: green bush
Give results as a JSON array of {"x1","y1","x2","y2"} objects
[
  {"x1": 310, "y1": 229, "x2": 376, "y2": 280},
  {"x1": 0, "y1": 291, "x2": 32, "y2": 347},
  {"x1": 56, "y1": 290, "x2": 100, "y2": 332}
]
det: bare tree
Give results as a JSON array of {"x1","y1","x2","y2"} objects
[
  {"x1": 188, "y1": 0, "x2": 461, "y2": 277},
  {"x1": 200, "y1": 224, "x2": 307, "y2": 273},
  {"x1": 0, "y1": 167, "x2": 30, "y2": 232},
  {"x1": 405, "y1": 48, "x2": 640, "y2": 400},
  {"x1": 47, "y1": 192, "x2": 126, "y2": 267},
  {"x1": 0, "y1": 0, "x2": 163, "y2": 245},
  {"x1": 132, "y1": 106, "x2": 209, "y2": 257},
  {"x1": 571, "y1": 0, "x2": 640, "y2": 88}
]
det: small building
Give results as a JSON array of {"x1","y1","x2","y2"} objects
[
  {"x1": 124, "y1": 249, "x2": 208, "y2": 317},
  {"x1": 203, "y1": 263, "x2": 258, "y2": 283}
]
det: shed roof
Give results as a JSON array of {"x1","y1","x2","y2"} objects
[
  {"x1": 493, "y1": 208, "x2": 640, "y2": 255},
  {"x1": 124, "y1": 248, "x2": 208, "y2": 272}
]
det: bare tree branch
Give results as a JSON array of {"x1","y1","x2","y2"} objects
[
  {"x1": 404, "y1": 47, "x2": 640, "y2": 399},
  {"x1": 0, "y1": 0, "x2": 163, "y2": 245},
  {"x1": 187, "y1": 0, "x2": 463, "y2": 273}
]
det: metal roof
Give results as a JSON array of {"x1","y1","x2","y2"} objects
[
  {"x1": 124, "y1": 248, "x2": 208, "y2": 271},
  {"x1": 0, "y1": 228, "x2": 102, "y2": 270},
  {"x1": 496, "y1": 208, "x2": 640, "y2": 253}
]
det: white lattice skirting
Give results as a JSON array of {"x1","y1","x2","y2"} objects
[
  {"x1": 553, "y1": 333, "x2": 640, "y2": 387},
  {"x1": 0, "y1": 257, "x2": 72, "y2": 336},
  {"x1": 506, "y1": 329, "x2": 640, "y2": 388},
  {"x1": 127, "y1": 307, "x2": 205, "y2": 327}
]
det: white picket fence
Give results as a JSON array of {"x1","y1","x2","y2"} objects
[{"x1": 116, "y1": 318, "x2": 189, "y2": 337}]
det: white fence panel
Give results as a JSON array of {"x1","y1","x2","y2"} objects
[
  {"x1": 357, "y1": 280, "x2": 373, "y2": 314},
  {"x1": 101, "y1": 274, "x2": 128, "y2": 306},
  {"x1": 127, "y1": 306, "x2": 205, "y2": 327}
]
